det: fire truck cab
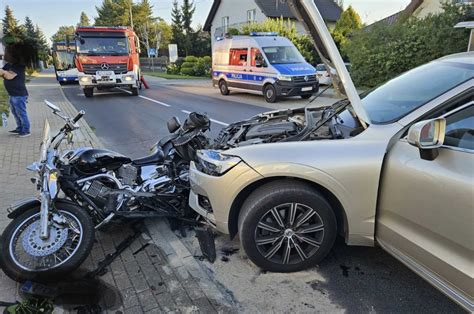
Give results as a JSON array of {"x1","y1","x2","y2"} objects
[{"x1": 75, "y1": 26, "x2": 141, "y2": 97}]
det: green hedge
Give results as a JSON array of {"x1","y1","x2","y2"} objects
[
  {"x1": 345, "y1": 4, "x2": 472, "y2": 87},
  {"x1": 166, "y1": 55, "x2": 212, "y2": 77},
  {"x1": 184, "y1": 56, "x2": 198, "y2": 62},
  {"x1": 181, "y1": 61, "x2": 196, "y2": 69}
]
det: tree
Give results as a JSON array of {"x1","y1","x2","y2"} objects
[
  {"x1": 181, "y1": 0, "x2": 195, "y2": 34},
  {"x1": 51, "y1": 25, "x2": 76, "y2": 43},
  {"x1": 95, "y1": 0, "x2": 131, "y2": 26},
  {"x1": 2, "y1": 6, "x2": 26, "y2": 44},
  {"x1": 24, "y1": 16, "x2": 36, "y2": 40},
  {"x1": 331, "y1": 5, "x2": 362, "y2": 59},
  {"x1": 79, "y1": 12, "x2": 91, "y2": 26},
  {"x1": 171, "y1": 0, "x2": 185, "y2": 55}
]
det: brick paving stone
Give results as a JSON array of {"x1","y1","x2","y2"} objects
[
  {"x1": 137, "y1": 289, "x2": 161, "y2": 312},
  {"x1": 122, "y1": 287, "x2": 140, "y2": 310},
  {"x1": 155, "y1": 291, "x2": 177, "y2": 312}
]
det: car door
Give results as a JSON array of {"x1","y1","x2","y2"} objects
[{"x1": 376, "y1": 100, "x2": 474, "y2": 310}]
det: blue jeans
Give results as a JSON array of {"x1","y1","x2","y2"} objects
[{"x1": 10, "y1": 96, "x2": 30, "y2": 134}]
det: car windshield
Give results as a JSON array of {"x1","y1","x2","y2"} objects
[
  {"x1": 262, "y1": 46, "x2": 305, "y2": 64},
  {"x1": 361, "y1": 61, "x2": 474, "y2": 124},
  {"x1": 77, "y1": 36, "x2": 129, "y2": 56}
]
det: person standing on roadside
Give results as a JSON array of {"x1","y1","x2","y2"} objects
[{"x1": 0, "y1": 43, "x2": 30, "y2": 137}]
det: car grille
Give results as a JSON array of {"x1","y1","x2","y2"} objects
[
  {"x1": 293, "y1": 75, "x2": 317, "y2": 83},
  {"x1": 82, "y1": 63, "x2": 128, "y2": 75}
]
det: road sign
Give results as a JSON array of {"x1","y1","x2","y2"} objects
[
  {"x1": 148, "y1": 48, "x2": 157, "y2": 57},
  {"x1": 169, "y1": 44, "x2": 178, "y2": 63}
]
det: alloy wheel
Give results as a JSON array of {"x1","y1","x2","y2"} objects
[{"x1": 254, "y1": 203, "x2": 325, "y2": 265}]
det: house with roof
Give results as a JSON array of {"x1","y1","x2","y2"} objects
[{"x1": 203, "y1": 0, "x2": 342, "y2": 45}]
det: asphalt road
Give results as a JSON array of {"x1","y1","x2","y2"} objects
[
  {"x1": 62, "y1": 81, "x2": 464, "y2": 313},
  {"x1": 61, "y1": 81, "x2": 264, "y2": 158}
]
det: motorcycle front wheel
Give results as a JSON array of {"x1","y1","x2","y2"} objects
[{"x1": 0, "y1": 203, "x2": 94, "y2": 282}]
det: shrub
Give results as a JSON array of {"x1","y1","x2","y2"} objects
[
  {"x1": 180, "y1": 67, "x2": 195, "y2": 76},
  {"x1": 184, "y1": 55, "x2": 198, "y2": 62},
  {"x1": 345, "y1": 3, "x2": 472, "y2": 87},
  {"x1": 193, "y1": 57, "x2": 212, "y2": 77},
  {"x1": 181, "y1": 62, "x2": 195, "y2": 69},
  {"x1": 166, "y1": 64, "x2": 180, "y2": 75}
]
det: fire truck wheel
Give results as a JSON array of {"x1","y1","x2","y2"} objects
[{"x1": 84, "y1": 88, "x2": 94, "y2": 98}]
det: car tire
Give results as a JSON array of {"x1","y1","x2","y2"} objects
[
  {"x1": 301, "y1": 94, "x2": 312, "y2": 99},
  {"x1": 84, "y1": 88, "x2": 94, "y2": 98},
  {"x1": 238, "y1": 180, "x2": 337, "y2": 273},
  {"x1": 263, "y1": 84, "x2": 278, "y2": 103},
  {"x1": 219, "y1": 80, "x2": 230, "y2": 95},
  {"x1": 131, "y1": 86, "x2": 139, "y2": 96}
]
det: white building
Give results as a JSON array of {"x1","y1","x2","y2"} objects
[{"x1": 203, "y1": 0, "x2": 342, "y2": 45}]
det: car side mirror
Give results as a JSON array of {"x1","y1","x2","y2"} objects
[{"x1": 407, "y1": 118, "x2": 446, "y2": 161}]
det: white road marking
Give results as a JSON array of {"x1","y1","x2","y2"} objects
[
  {"x1": 77, "y1": 92, "x2": 124, "y2": 96},
  {"x1": 118, "y1": 88, "x2": 229, "y2": 126},
  {"x1": 116, "y1": 87, "x2": 132, "y2": 94},
  {"x1": 181, "y1": 110, "x2": 228, "y2": 126},
  {"x1": 138, "y1": 95, "x2": 171, "y2": 107},
  {"x1": 210, "y1": 118, "x2": 229, "y2": 126}
]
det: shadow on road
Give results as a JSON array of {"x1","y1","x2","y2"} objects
[{"x1": 310, "y1": 238, "x2": 464, "y2": 313}]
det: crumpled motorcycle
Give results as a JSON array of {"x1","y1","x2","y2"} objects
[{"x1": 0, "y1": 100, "x2": 211, "y2": 282}]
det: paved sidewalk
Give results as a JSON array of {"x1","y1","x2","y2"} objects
[{"x1": 0, "y1": 71, "x2": 235, "y2": 313}]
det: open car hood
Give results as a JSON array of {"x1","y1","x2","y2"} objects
[{"x1": 288, "y1": 0, "x2": 371, "y2": 125}]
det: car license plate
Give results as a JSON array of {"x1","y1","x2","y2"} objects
[
  {"x1": 301, "y1": 86, "x2": 313, "y2": 92},
  {"x1": 97, "y1": 71, "x2": 114, "y2": 76}
]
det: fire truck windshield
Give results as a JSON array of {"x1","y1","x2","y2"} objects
[{"x1": 76, "y1": 36, "x2": 129, "y2": 56}]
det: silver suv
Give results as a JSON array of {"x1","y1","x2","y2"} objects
[{"x1": 189, "y1": 1, "x2": 474, "y2": 311}]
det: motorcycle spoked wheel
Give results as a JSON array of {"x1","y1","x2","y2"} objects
[{"x1": 0, "y1": 203, "x2": 94, "y2": 283}]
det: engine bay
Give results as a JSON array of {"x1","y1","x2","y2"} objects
[{"x1": 213, "y1": 102, "x2": 364, "y2": 149}]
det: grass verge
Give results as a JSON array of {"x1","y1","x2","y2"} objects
[{"x1": 144, "y1": 72, "x2": 209, "y2": 80}]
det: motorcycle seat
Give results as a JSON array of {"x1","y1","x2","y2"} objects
[{"x1": 132, "y1": 148, "x2": 165, "y2": 166}]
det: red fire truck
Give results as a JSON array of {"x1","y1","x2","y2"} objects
[{"x1": 75, "y1": 26, "x2": 141, "y2": 97}]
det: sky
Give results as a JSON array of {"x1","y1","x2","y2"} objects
[{"x1": 2, "y1": 0, "x2": 411, "y2": 43}]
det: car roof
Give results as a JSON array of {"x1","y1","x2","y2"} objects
[{"x1": 438, "y1": 52, "x2": 474, "y2": 64}]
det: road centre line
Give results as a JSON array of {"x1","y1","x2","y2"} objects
[
  {"x1": 119, "y1": 88, "x2": 229, "y2": 126},
  {"x1": 138, "y1": 95, "x2": 171, "y2": 107}
]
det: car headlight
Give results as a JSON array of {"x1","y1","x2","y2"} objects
[
  {"x1": 80, "y1": 76, "x2": 91, "y2": 82},
  {"x1": 277, "y1": 75, "x2": 292, "y2": 81},
  {"x1": 196, "y1": 150, "x2": 241, "y2": 176},
  {"x1": 123, "y1": 75, "x2": 134, "y2": 81}
]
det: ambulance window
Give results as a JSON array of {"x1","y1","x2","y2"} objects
[
  {"x1": 250, "y1": 48, "x2": 265, "y2": 67},
  {"x1": 229, "y1": 48, "x2": 248, "y2": 66}
]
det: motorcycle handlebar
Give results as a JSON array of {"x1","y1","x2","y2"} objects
[{"x1": 72, "y1": 110, "x2": 85, "y2": 124}]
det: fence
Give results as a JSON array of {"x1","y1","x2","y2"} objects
[{"x1": 140, "y1": 56, "x2": 169, "y2": 72}]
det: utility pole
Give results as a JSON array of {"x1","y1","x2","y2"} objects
[{"x1": 129, "y1": 0, "x2": 134, "y2": 30}]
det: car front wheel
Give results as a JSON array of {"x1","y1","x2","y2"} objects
[{"x1": 238, "y1": 180, "x2": 337, "y2": 272}]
